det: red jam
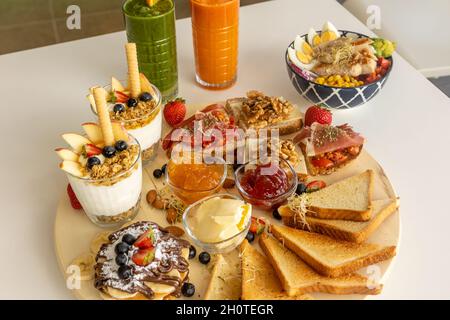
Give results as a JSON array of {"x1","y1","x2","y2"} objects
[{"x1": 240, "y1": 163, "x2": 289, "y2": 199}]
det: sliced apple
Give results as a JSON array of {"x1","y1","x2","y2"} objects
[
  {"x1": 111, "y1": 121, "x2": 130, "y2": 142},
  {"x1": 87, "y1": 93, "x2": 96, "y2": 112},
  {"x1": 111, "y1": 77, "x2": 125, "y2": 92},
  {"x1": 139, "y1": 73, "x2": 157, "y2": 97},
  {"x1": 59, "y1": 160, "x2": 84, "y2": 177},
  {"x1": 82, "y1": 122, "x2": 103, "y2": 145},
  {"x1": 55, "y1": 148, "x2": 79, "y2": 162},
  {"x1": 62, "y1": 133, "x2": 92, "y2": 153}
]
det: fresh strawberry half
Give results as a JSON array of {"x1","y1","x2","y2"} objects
[
  {"x1": 163, "y1": 98, "x2": 186, "y2": 127},
  {"x1": 82, "y1": 143, "x2": 102, "y2": 157},
  {"x1": 110, "y1": 90, "x2": 130, "y2": 103},
  {"x1": 249, "y1": 216, "x2": 266, "y2": 235},
  {"x1": 304, "y1": 105, "x2": 332, "y2": 127},
  {"x1": 132, "y1": 247, "x2": 156, "y2": 266},
  {"x1": 67, "y1": 184, "x2": 82, "y2": 210},
  {"x1": 134, "y1": 229, "x2": 155, "y2": 249}
]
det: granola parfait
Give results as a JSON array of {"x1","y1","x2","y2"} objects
[
  {"x1": 57, "y1": 87, "x2": 142, "y2": 228},
  {"x1": 88, "y1": 43, "x2": 162, "y2": 164}
]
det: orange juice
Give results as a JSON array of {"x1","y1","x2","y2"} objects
[{"x1": 190, "y1": 0, "x2": 239, "y2": 89}]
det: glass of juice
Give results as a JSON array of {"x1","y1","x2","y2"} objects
[
  {"x1": 123, "y1": 0, "x2": 178, "y2": 101},
  {"x1": 190, "y1": 0, "x2": 239, "y2": 89}
]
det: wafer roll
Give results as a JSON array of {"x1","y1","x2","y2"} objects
[
  {"x1": 125, "y1": 43, "x2": 141, "y2": 98},
  {"x1": 93, "y1": 87, "x2": 115, "y2": 146}
]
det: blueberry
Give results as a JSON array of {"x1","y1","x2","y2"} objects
[
  {"x1": 161, "y1": 164, "x2": 167, "y2": 174},
  {"x1": 86, "y1": 156, "x2": 101, "y2": 170},
  {"x1": 115, "y1": 242, "x2": 130, "y2": 255},
  {"x1": 139, "y1": 92, "x2": 152, "y2": 102},
  {"x1": 113, "y1": 103, "x2": 125, "y2": 113},
  {"x1": 122, "y1": 234, "x2": 136, "y2": 245},
  {"x1": 188, "y1": 245, "x2": 196, "y2": 259},
  {"x1": 153, "y1": 169, "x2": 163, "y2": 179},
  {"x1": 115, "y1": 140, "x2": 128, "y2": 152},
  {"x1": 127, "y1": 98, "x2": 138, "y2": 108},
  {"x1": 102, "y1": 146, "x2": 116, "y2": 158},
  {"x1": 118, "y1": 265, "x2": 132, "y2": 279},
  {"x1": 181, "y1": 282, "x2": 195, "y2": 297},
  {"x1": 115, "y1": 253, "x2": 128, "y2": 266},
  {"x1": 272, "y1": 208, "x2": 282, "y2": 220},
  {"x1": 198, "y1": 252, "x2": 210, "y2": 265},
  {"x1": 296, "y1": 183, "x2": 307, "y2": 195},
  {"x1": 246, "y1": 232, "x2": 255, "y2": 243}
]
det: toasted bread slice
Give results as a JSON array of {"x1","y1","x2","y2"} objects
[
  {"x1": 225, "y1": 97, "x2": 303, "y2": 136},
  {"x1": 306, "y1": 170, "x2": 374, "y2": 221},
  {"x1": 280, "y1": 199, "x2": 398, "y2": 243},
  {"x1": 271, "y1": 225, "x2": 396, "y2": 278},
  {"x1": 240, "y1": 240, "x2": 312, "y2": 300},
  {"x1": 204, "y1": 250, "x2": 241, "y2": 300},
  {"x1": 259, "y1": 235, "x2": 382, "y2": 296}
]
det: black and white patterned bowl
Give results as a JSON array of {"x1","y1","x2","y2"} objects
[{"x1": 285, "y1": 30, "x2": 393, "y2": 109}]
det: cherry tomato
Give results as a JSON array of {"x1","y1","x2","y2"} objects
[
  {"x1": 249, "y1": 216, "x2": 266, "y2": 235},
  {"x1": 311, "y1": 157, "x2": 334, "y2": 168},
  {"x1": 306, "y1": 180, "x2": 327, "y2": 192}
]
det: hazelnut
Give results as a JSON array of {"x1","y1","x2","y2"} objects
[
  {"x1": 153, "y1": 198, "x2": 166, "y2": 210},
  {"x1": 166, "y1": 208, "x2": 177, "y2": 224}
]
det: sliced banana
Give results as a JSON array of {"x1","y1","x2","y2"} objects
[
  {"x1": 181, "y1": 248, "x2": 189, "y2": 261},
  {"x1": 90, "y1": 231, "x2": 110, "y2": 254},
  {"x1": 107, "y1": 287, "x2": 138, "y2": 299},
  {"x1": 70, "y1": 253, "x2": 95, "y2": 281},
  {"x1": 144, "y1": 269, "x2": 180, "y2": 295}
]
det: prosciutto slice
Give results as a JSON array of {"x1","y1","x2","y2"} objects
[{"x1": 293, "y1": 123, "x2": 364, "y2": 156}]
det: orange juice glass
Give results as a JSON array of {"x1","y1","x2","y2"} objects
[{"x1": 190, "y1": 0, "x2": 239, "y2": 89}]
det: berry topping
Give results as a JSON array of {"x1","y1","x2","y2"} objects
[
  {"x1": 132, "y1": 247, "x2": 155, "y2": 266},
  {"x1": 181, "y1": 282, "x2": 196, "y2": 297},
  {"x1": 304, "y1": 105, "x2": 332, "y2": 127},
  {"x1": 115, "y1": 253, "x2": 128, "y2": 266},
  {"x1": 272, "y1": 208, "x2": 282, "y2": 220},
  {"x1": 296, "y1": 182, "x2": 307, "y2": 195},
  {"x1": 246, "y1": 231, "x2": 255, "y2": 243},
  {"x1": 134, "y1": 230, "x2": 155, "y2": 249},
  {"x1": 199, "y1": 252, "x2": 211, "y2": 265},
  {"x1": 118, "y1": 265, "x2": 132, "y2": 279},
  {"x1": 86, "y1": 156, "x2": 101, "y2": 170},
  {"x1": 83, "y1": 143, "x2": 102, "y2": 157},
  {"x1": 122, "y1": 234, "x2": 136, "y2": 245},
  {"x1": 127, "y1": 98, "x2": 138, "y2": 108},
  {"x1": 67, "y1": 184, "x2": 82, "y2": 210},
  {"x1": 163, "y1": 98, "x2": 186, "y2": 127},
  {"x1": 188, "y1": 245, "x2": 196, "y2": 259},
  {"x1": 153, "y1": 169, "x2": 163, "y2": 179},
  {"x1": 114, "y1": 140, "x2": 128, "y2": 152},
  {"x1": 102, "y1": 146, "x2": 116, "y2": 158},
  {"x1": 139, "y1": 92, "x2": 153, "y2": 102},
  {"x1": 113, "y1": 103, "x2": 125, "y2": 113},
  {"x1": 115, "y1": 242, "x2": 130, "y2": 255}
]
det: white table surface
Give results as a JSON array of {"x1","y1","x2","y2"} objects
[{"x1": 1, "y1": 0, "x2": 450, "y2": 299}]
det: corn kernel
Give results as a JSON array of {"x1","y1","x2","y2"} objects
[
  {"x1": 327, "y1": 76, "x2": 334, "y2": 82},
  {"x1": 344, "y1": 75, "x2": 350, "y2": 82}
]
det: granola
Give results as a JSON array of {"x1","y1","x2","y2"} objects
[
  {"x1": 110, "y1": 101, "x2": 159, "y2": 130},
  {"x1": 242, "y1": 91, "x2": 293, "y2": 129}
]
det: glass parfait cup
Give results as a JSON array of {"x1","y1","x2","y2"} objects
[{"x1": 65, "y1": 135, "x2": 142, "y2": 228}]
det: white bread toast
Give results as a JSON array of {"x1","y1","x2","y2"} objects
[
  {"x1": 259, "y1": 234, "x2": 382, "y2": 296},
  {"x1": 270, "y1": 225, "x2": 396, "y2": 278},
  {"x1": 204, "y1": 250, "x2": 241, "y2": 300},
  {"x1": 225, "y1": 97, "x2": 303, "y2": 136},
  {"x1": 280, "y1": 198, "x2": 398, "y2": 243},
  {"x1": 240, "y1": 240, "x2": 312, "y2": 300}
]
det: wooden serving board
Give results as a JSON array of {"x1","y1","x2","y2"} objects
[{"x1": 54, "y1": 104, "x2": 400, "y2": 300}]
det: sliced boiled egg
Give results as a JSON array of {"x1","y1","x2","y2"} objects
[
  {"x1": 307, "y1": 28, "x2": 322, "y2": 47},
  {"x1": 288, "y1": 46, "x2": 315, "y2": 71},
  {"x1": 321, "y1": 21, "x2": 340, "y2": 43},
  {"x1": 293, "y1": 35, "x2": 314, "y2": 62}
]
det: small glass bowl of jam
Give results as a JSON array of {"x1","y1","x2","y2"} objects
[
  {"x1": 165, "y1": 156, "x2": 227, "y2": 204},
  {"x1": 234, "y1": 157, "x2": 298, "y2": 210}
]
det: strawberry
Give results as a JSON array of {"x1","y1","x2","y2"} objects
[
  {"x1": 164, "y1": 98, "x2": 186, "y2": 127},
  {"x1": 134, "y1": 230, "x2": 155, "y2": 249},
  {"x1": 67, "y1": 184, "x2": 82, "y2": 210},
  {"x1": 249, "y1": 217, "x2": 266, "y2": 235},
  {"x1": 82, "y1": 143, "x2": 102, "y2": 157},
  {"x1": 378, "y1": 57, "x2": 391, "y2": 70},
  {"x1": 304, "y1": 105, "x2": 332, "y2": 127},
  {"x1": 109, "y1": 90, "x2": 129, "y2": 103},
  {"x1": 132, "y1": 247, "x2": 156, "y2": 266}
]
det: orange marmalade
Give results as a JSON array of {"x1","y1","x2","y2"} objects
[{"x1": 167, "y1": 160, "x2": 226, "y2": 204}]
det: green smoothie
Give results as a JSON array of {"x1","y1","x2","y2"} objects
[{"x1": 123, "y1": 0, "x2": 178, "y2": 101}]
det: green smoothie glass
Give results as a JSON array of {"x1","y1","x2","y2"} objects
[{"x1": 123, "y1": 0, "x2": 178, "y2": 101}]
